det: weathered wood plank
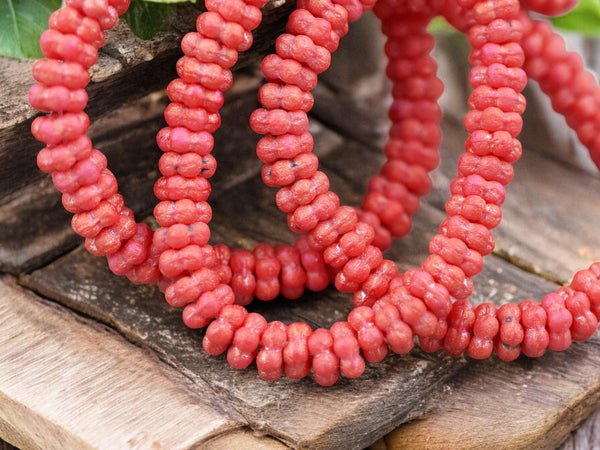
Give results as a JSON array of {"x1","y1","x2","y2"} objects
[
  {"x1": 559, "y1": 406, "x2": 600, "y2": 450},
  {"x1": 0, "y1": 275, "x2": 250, "y2": 450}
]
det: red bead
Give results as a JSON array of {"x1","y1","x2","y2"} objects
[
  {"x1": 257, "y1": 321, "x2": 287, "y2": 381},
  {"x1": 286, "y1": 9, "x2": 340, "y2": 52},
  {"x1": 373, "y1": 300, "x2": 413, "y2": 354},
  {"x1": 183, "y1": 284, "x2": 235, "y2": 329},
  {"x1": 495, "y1": 303, "x2": 524, "y2": 361},
  {"x1": 40, "y1": 29, "x2": 98, "y2": 67},
  {"x1": 275, "y1": 34, "x2": 331, "y2": 74},
  {"x1": 308, "y1": 328, "x2": 339, "y2": 386},
  {"x1": 468, "y1": 302, "x2": 498, "y2": 359},
  {"x1": 196, "y1": 11, "x2": 253, "y2": 52},
  {"x1": 330, "y1": 322, "x2": 365, "y2": 378},
  {"x1": 203, "y1": 304, "x2": 247, "y2": 355},
  {"x1": 541, "y1": 293, "x2": 573, "y2": 351},
  {"x1": 32, "y1": 59, "x2": 90, "y2": 89},
  {"x1": 283, "y1": 322, "x2": 312, "y2": 379},
  {"x1": 348, "y1": 306, "x2": 387, "y2": 363},
  {"x1": 230, "y1": 248, "x2": 256, "y2": 305},
  {"x1": 205, "y1": 0, "x2": 262, "y2": 31},
  {"x1": 181, "y1": 32, "x2": 238, "y2": 69},
  {"x1": 29, "y1": 84, "x2": 88, "y2": 113},
  {"x1": 275, "y1": 244, "x2": 307, "y2": 299},
  {"x1": 253, "y1": 243, "x2": 281, "y2": 301}
]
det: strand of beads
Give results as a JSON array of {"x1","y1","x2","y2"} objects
[{"x1": 29, "y1": 0, "x2": 600, "y2": 386}]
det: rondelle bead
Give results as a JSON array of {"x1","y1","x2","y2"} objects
[
  {"x1": 348, "y1": 306, "x2": 388, "y2": 363},
  {"x1": 71, "y1": 194, "x2": 122, "y2": 238},
  {"x1": 205, "y1": 0, "x2": 263, "y2": 31},
  {"x1": 561, "y1": 288, "x2": 599, "y2": 342},
  {"x1": 158, "y1": 244, "x2": 216, "y2": 279},
  {"x1": 468, "y1": 302, "x2": 499, "y2": 359},
  {"x1": 330, "y1": 322, "x2": 365, "y2": 378},
  {"x1": 295, "y1": 235, "x2": 330, "y2": 292},
  {"x1": 84, "y1": 208, "x2": 136, "y2": 256},
  {"x1": 262, "y1": 153, "x2": 319, "y2": 188},
  {"x1": 32, "y1": 59, "x2": 90, "y2": 89},
  {"x1": 308, "y1": 328, "x2": 340, "y2": 386},
  {"x1": 443, "y1": 300, "x2": 475, "y2": 357},
  {"x1": 372, "y1": 300, "x2": 413, "y2": 354},
  {"x1": 31, "y1": 112, "x2": 90, "y2": 146},
  {"x1": 165, "y1": 267, "x2": 220, "y2": 307},
  {"x1": 230, "y1": 248, "x2": 257, "y2": 305},
  {"x1": 29, "y1": 84, "x2": 88, "y2": 113},
  {"x1": 203, "y1": 304, "x2": 248, "y2": 355},
  {"x1": 495, "y1": 303, "x2": 524, "y2": 361},
  {"x1": 157, "y1": 127, "x2": 215, "y2": 155},
  {"x1": 286, "y1": 9, "x2": 341, "y2": 52},
  {"x1": 49, "y1": 6, "x2": 105, "y2": 48},
  {"x1": 183, "y1": 284, "x2": 235, "y2": 329},
  {"x1": 256, "y1": 132, "x2": 314, "y2": 163},
  {"x1": 253, "y1": 243, "x2": 281, "y2": 301},
  {"x1": 154, "y1": 199, "x2": 212, "y2": 227},
  {"x1": 275, "y1": 244, "x2": 307, "y2": 299},
  {"x1": 256, "y1": 321, "x2": 288, "y2": 381},
  {"x1": 107, "y1": 223, "x2": 152, "y2": 276},
  {"x1": 261, "y1": 54, "x2": 318, "y2": 92},
  {"x1": 40, "y1": 29, "x2": 98, "y2": 67},
  {"x1": 227, "y1": 313, "x2": 268, "y2": 369},
  {"x1": 283, "y1": 322, "x2": 312, "y2": 379},
  {"x1": 166, "y1": 79, "x2": 224, "y2": 112},
  {"x1": 196, "y1": 11, "x2": 253, "y2": 52},
  {"x1": 275, "y1": 34, "x2": 331, "y2": 74},
  {"x1": 181, "y1": 32, "x2": 238, "y2": 69},
  {"x1": 541, "y1": 293, "x2": 573, "y2": 351}
]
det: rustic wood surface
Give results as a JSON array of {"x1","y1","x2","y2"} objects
[{"x1": 1, "y1": 6, "x2": 599, "y2": 450}]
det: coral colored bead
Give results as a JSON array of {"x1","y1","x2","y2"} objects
[
  {"x1": 158, "y1": 152, "x2": 217, "y2": 179},
  {"x1": 253, "y1": 243, "x2": 281, "y2": 301},
  {"x1": 261, "y1": 54, "x2": 318, "y2": 92},
  {"x1": 439, "y1": 215, "x2": 495, "y2": 256},
  {"x1": 495, "y1": 303, "x2": 524, "y2": 361},
  {"x1": 373, "y1": 300, "x2": 413, "y2": 354},
  {"x1": 262, "y1": 153, "x2": 319, "y2": 187},
  {"x1": 469, "y1": 85, "x2": 525, "y2": 114},
  {"x1": 429, "y1": 234, "x2": 483, "y2": 278},
  {"x1": 522, "y1": 0, "x2": 577, "y2": 15},
  {"x1": 72, "y1": 194, "x2": 121, "y2": 238},
  {"x1": 183, "y1": 284, "x2": 235, "y2": 329},
  {"x1": 465, "y1": 130, "x2": 522, "y2": 163},
  {"x1": 295, "y1": 235, "x2": 330, "y2": 291},
  {"x1": 387, "y1": 282, "x2": 438, "y2": 337},
  {"x1": 275, "y1": 34, "x2": 331, "y2": 74},
  {"x1": 354, "y1": 209, "x2": 392, "y2": 251},
  {"x1": 61, "y1": 169, "x2": 118, "y2": 213},
  {"x1": 164, "y1": 103, "x2": 221, "y2": 133},
  {"x1": 107, "y1": 223, "x2": 152, "y2": 276},
  {"x1": 519, "y1": 300, "x2": 549, "y2": 357},
  {"x1": 32, "y1": 59, "x2": 90, "y2": 89},
  {"x1": 308, "y1": 206, "x2": 357, "y2": 249},
  {"x1": 308, "y1": 328, "x2": 339, "y2": 386},
  {"x1": 562, "y1": 289, "x2": 599, "y2": 342},
  {"x1": 205, "y1": 0, "x2": 262, "y2": 31},
  {"x1": 176, "y1": 56, "x2": 233, "y2": 92},
  {"x1": 259, "y1": 83, "x2": 315, "y2": 113},
  {"x1": 256, "y1": 321, "x2": 287, "y2": 381},
  {"x1": 166, "y1": 79, "x2": 224, "y2": 112},
  {"x1": 203, "y1": 304, "x2": 247, "y2": 355},
  {"x1": 230, "y1": 249, "x2": 256, "y2": 305},
  {"x1": 256, "y1": 132, "x2": 314, "y2": 163},
  {"x1": 305, "y1": 0, "x2": 349, "y2": 36},
  {"x1": 464, "y1": 107, "x2": 523, "y2": 137},
  {"x1": 275, "y1": 244, "x2": 307, "y2": 299},
  {"x1": 468, "y1": 302, "x2": 499, "y2": 359},
  {"x1": 165, "y1": 267, "x2": 220, "y2": 307},
  {"x1": 570, "y1": 266, "x2": 600, "y2": 321},
  {"x1": 337, "y1": 245, "x2": 382, "y2": 291},
  {"x1": 31, "y1": 112, "x2": 90, "y2": 146},
  {"x1": 286, "y1": 9, "x2": 340, "y2": 52},
  {"x1": 127, "y1": 242, "x2": 161, "y2": 285},
  {"x1": 354, "y1": 259, "x2": 398, "y2": 307},
  {"x1": 40, "y1": 29, "x2": 98, "y2": 67},
  {"x1": 154, "y1": 199, "x2": 212, "y2": 227},
  {"x1": 443, "y1": 300, "x2": 475, "y2": 357},
  {"x1": 49, "y1": 6, "x2": 104, "y2": 48},
  {"x1": 421, "y1": 254, "x2": 473, "y2": 300},
  {"x1": 181, "y1": 32, "x2": 238, "y2": 69},
  {"x1": 85, "y1": 209, "x2": 136, "y2": 256},
  {"x1": 457, "y1": 153, "x2": 514, "y2": 186},
  {"x1": 250, "y1": 109, "x2": 309, "y2": 137},
  {"x1": 52, "y1": 149, "x2": 107, "y2": 194},
  {"x1": 153, "y1": 175, "x2": 211, "y2": 202},
  {"x1": 288, "y1": 191, "x2": 340, "y2": 233},
  {"x1": 29, "y1": 84, "x2": 88, "y2": 113},
  {"x1": 283, "y1": 322, "x2": 312, "y2": 379},
  {"x1": 384, "y1": 139, "x2": 440, "y2": 172},
  {"x1": 330, "y1": 322, "x2": 365, "y2": 378},
  {"x1": 157, "y1": 127, "x2": 214, "y2": 155},
  {"x1": 276, "y1": 171, "x2": 330, "y2": 213},
  {"x1": 404, "y1": 268, "x2": 452, "y2": 319},
  {"x1": 196, "y1": 11, "x2": 253, "y2": 52},
  {"x1": 445, "y1": 195, "x2": 502, "y2": 230},
  {"x1": 348, "y1": 306, "x2": 387, "y2": 363},
  {"x1": 541, "y1": 293, "x2": 573, "y2": 351},
  {"x1": 159, "y1": 244, "x2": 216, "y2": 279}
]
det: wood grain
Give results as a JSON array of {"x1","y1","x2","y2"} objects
[{"x1": 0, "y1": 276, "x2": 251, "y2": 450}]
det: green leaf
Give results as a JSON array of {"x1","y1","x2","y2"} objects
[
  {"x1": 0, "y1": 0, "x2": 61, "y2": 59},
  {"x1": 123, "y1": 0, "x2": 178, "y2": 40},
  {"x1": 551, "y1": 0, "x2": 600, "y2": 36}
]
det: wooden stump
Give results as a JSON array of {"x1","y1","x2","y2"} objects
[{"x1": 0, "y1": 5, "x2": 599, "y2": 449}]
